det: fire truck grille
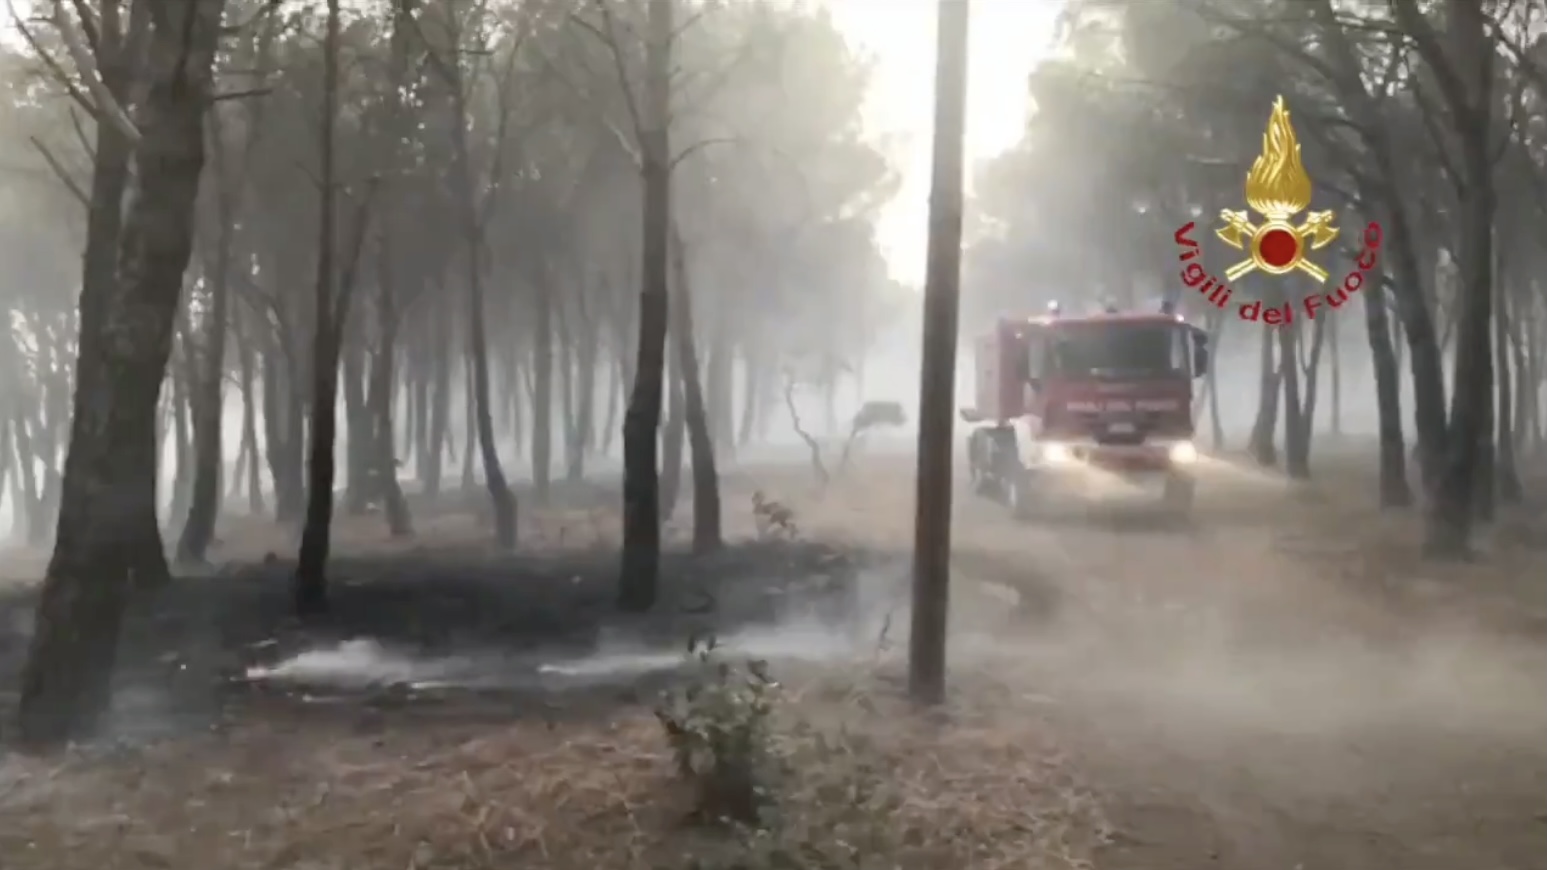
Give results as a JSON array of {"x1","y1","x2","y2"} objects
[{"x1": 1094, "y1": 428, "x2": 1146, "y2": 446}]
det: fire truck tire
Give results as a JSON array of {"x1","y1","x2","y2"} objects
[{"x1": 1163, "y1": 473, "x2": 1195, "y2": 511}]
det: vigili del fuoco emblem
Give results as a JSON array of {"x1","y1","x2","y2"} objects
[{"x1": 1215, "y1": 96, "x2": 1338, "y2": 283}]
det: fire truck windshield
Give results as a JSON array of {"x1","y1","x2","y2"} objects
[{"x1": 1047, "y1": 322, "x2": 1188, "y2": 379}]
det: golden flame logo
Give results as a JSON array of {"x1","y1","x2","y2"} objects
[
  {"x1": 1216, "y1": 96, "x2": 1338, "y2": 283},
  {"x1": 1244, "y1": 97, "x2": 1313, "y2": 220}
]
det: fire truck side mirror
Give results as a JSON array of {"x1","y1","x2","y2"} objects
[{"x1": 1190, "y1": 327, "x2": 1210, "y2": 378}]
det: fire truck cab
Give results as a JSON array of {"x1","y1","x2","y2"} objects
[{"x1": 959, "y1": 302, "x2": 1210, "y2": 519}]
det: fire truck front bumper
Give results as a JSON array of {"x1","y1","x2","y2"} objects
[{"x1": 1037, "y1": 440, "x2": 1198, "y2": 477}]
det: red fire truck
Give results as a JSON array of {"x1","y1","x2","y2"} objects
[{"x1": 959, "y1": 302, "x2": 1210, "y2": 519}]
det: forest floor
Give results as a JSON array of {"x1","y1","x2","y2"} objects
[{"x1": 0, "y1": 443, "x2": 1544, "y2": 870}]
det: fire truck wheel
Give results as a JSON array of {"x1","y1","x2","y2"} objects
[{"x1": 1163, "y1": 473, "x2": 1195, "y2": 511}]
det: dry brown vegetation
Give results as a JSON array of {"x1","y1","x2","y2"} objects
[{"x1": 1, "y1": 449, "x2": 1544, "y2": 870}]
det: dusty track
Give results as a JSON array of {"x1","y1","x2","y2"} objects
[
  {"x1": 0, "y1": 450, "x2": 1542, "y2": 869},
  {"x1": 771, "y1": 451, "x2": 1547, "y2": 870}
]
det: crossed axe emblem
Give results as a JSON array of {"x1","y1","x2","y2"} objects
[{"x1": 1215, "y1": 209, "x2": 1338, "y2": 283}]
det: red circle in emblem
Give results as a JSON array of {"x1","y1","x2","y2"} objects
[{"x1": 1257, "y1": 228, "x2": 1299, "y2": 268}]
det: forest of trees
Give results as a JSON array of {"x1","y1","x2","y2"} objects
[
  {"x1": 0, "y1": 0, "x2": 902, "y2": 741},
  {"x1": 970, "y1": 0, "x2": 1543, "y2": 542},
  {"x1": 0, "y1": 0, "x2": 1540, "y2": 742}
]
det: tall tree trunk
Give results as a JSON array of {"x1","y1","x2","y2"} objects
[
  {"x1": 294, "y1": 0, "x2": 346, "y2": 616},
  {"x1": 659, "y1": 335, "x2": 686, "y2": 519},
  {"x1": 168, "y1": 329, "x2": 195, "y2": 528},
  {"x1": 1248, "y1": 326, "x2": 1280, "y2": 466},
  {"x1": 618, "y1": 0, "x2": 673, "y2": 612},
  {"x1": 342, "y1": 339, "x2": 373, "y2": 513},
  {"x1": 176, "y1": 182, "x2": 233, "y2": 563},
  {"x1": 424, "y1": 309, "x2": 451, "y2": 497},
  {"x1": 12, "y1": 412, "x2": 43, "y2": 543},
  {"x1": 1280, "y1": 322, "x2": 1310, "y2": 480},
  {"x1": 1365, "y1": 287, "x2": 1412, "y2": 507},
  {"x1": 1328, "y1": 318, "x2": 1341, "y2": 438},
  {"x1": 18, "y1": 0, "x2": 225, "y2": 743},
  {"x1": 669, "y1": 226, "x2": 722, "y2": 553},
  {"x1": 1397, "y1": 0, "x2": 1495, "y2": 558},
  {"x1": 236, "y1": 322, "x2": 264, "y2": 513},
  {"x1": 706, "y1": 307, "x2": 733, "y2": 454},
  {"x1": 1494, "y1": 281, "x2": 1522, "y2": 504},
  {"x1": 370, "y1": 250, "x2": 412, "y2": 537},
  {"x1": 736, "y1": 345, "x2": 760, "y2": 449},
  {"x1": 532, "y1": 274, "x2": 554, "y2": 500},
  {"x1": 447, "y1": 82, "x2": 516, "y2": 548}
]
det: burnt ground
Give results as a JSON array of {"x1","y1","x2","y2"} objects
[
  {"x1": 0, "y1": 526, "x2": 865, "y2": 742},
  {"x1": 1, "y1": 448, "x2": 1545, "y2": 870}
]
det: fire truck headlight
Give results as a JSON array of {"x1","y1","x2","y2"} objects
[
  {"x1": 1043, "y1": 443, "x2": 1073, "y2": 465},
  {"x1": 1168, "y1": 442, "x2": 1198, "y2": 464}
]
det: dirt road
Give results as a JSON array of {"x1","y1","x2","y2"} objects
[{"x1": 778, "y1": 453, "x2": 1547, "y2": 870}]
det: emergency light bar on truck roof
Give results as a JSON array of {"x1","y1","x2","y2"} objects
[{"x1": 1042, "y1": 298, "x2": 1183, "y2": 320}]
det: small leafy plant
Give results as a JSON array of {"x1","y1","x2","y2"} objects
[
  {"x1": 751, "y1": 491, "x2": 798, "y2": 540},
  {"x1": 655, "y1": 637, "x2": 780, "y2": 825}
]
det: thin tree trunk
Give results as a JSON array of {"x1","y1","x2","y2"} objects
[
  {"x1": 1494, "y1": 280, "x2": 1522, "y2": 503},
  {"x1": 1365, "y1": 287, "x2": 1412, "y2": 507},
  {"x1": 371, "y1": 249, "x2": 412, "y2": 536},
  {"x1": 295, "y1": 0, "x2": 347, "y2": 614},
  {"x1": 176, "y1": 175, "x2": 234, "y2": 563},
  {"x1": 447, "y1": 79, "x2": 516, "y2": 547},
  {"x1": 533, "y1": 273, "x2": 554, "y2": 499},
  {"x1": 618, "y1": 0, "x2": 673, "y2": 612},
  {"x1": 1248, "y1": 327, "x2": 1280, "y2": 466},
  {"x1": 669, "y1": 225, "x2": 721, "y2": 552}
]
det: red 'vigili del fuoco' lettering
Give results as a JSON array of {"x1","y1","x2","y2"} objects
[
  {"x1": 1302, "y1": 222, "x2": 1383, "y2": 321},
  {"x1": 1173, "y1": 222, "x2": 1233, "y2": 310},
  {"x1": 1172, "y1": 220, "x2": 1383, "y2": 325}
]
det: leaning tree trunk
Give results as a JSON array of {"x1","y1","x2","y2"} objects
[
  {"x1": 669, "y1": 225, "x2": 722, "y2": 553},
  {"x1": 618, "y1": 0, "x2": 673, "y2": 613},
  {"x1": 449, "y1": 94, "x2": 516, "y2": 548},
  {"x1": 18, "y1": 0, "x2": 225, "y2": 744},
  {"x1": 176, "y1": 181, "x2": 234, "y2": 563}
]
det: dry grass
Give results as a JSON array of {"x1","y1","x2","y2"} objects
[{"x1": 0, "y1": 669, "x2": 1107, "y2": 870}]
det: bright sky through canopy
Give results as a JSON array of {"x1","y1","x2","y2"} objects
[{"x1": 828, "y1": 0, "x2": 1064, "y2": 288}]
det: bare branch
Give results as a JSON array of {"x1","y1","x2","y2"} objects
[
  {"x1": 570, "y1": 1, "x2": 647, "y2": 142},
  {"x1": 1386, "y1": 0, "x2": 1476, "y2": 128},
  {"x1": 532, "y1": 48, "x2": 641, "y2": 165},
  {"x1": 67, "y1": 0, "x2": 99, "y2": 56},
  {"x1": 332, "y1": 178, "x2": 383, "y2": 344},
  {"x1": 668, "y1": 134, "x2": 741, "y2": 171},
  {"x1": 28, "y1": 137, "x2": 89, "y2": 207},
  {"x1": 221, "y1": 0, "x2": 283, "y2": 36},
  {"x1": 67, "y1": 106, "x2": 95, "y2": 163},
  {"x1": 51, "y1": 0, "x2": 140, "y2": 145},
  {"x1": 211, "y1": 86, "x2": 273, "y2": 102},
  {"x1": 6, "y1": 0, "x2": 98, "y2": 118}
]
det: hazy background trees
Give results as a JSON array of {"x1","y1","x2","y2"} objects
[{"x1": 0, "y1": 0, "x2": 1543, "y2": 738}]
